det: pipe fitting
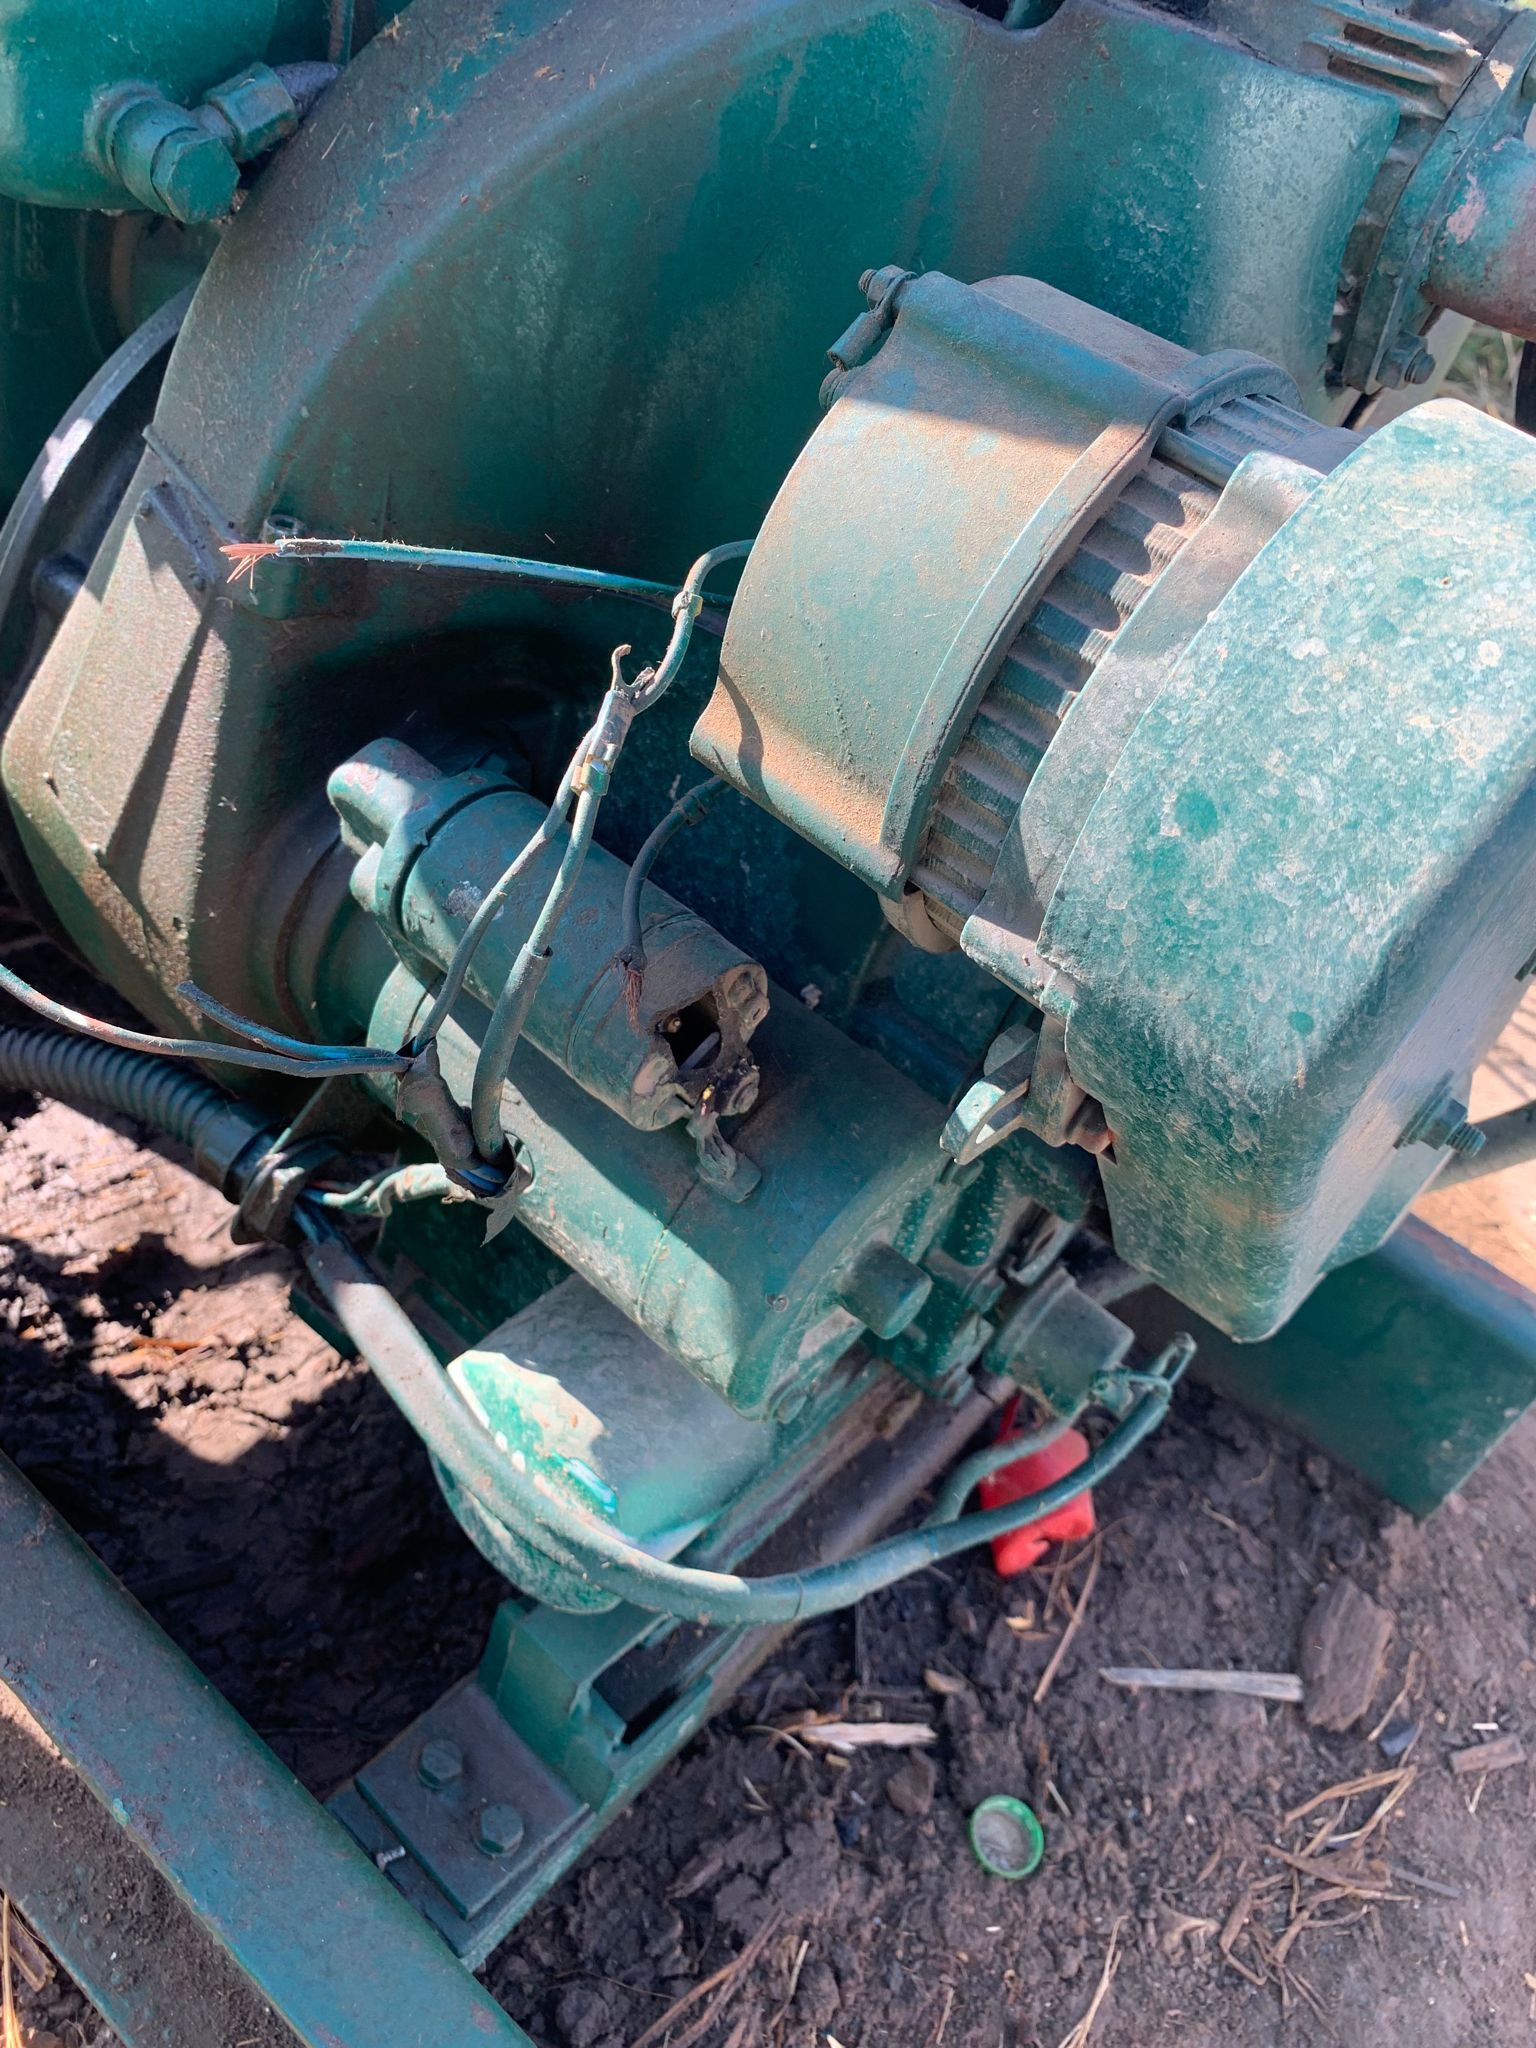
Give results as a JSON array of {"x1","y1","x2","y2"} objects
[{"x1": 98, "y1": 90, "x2": 240, "y2": 223}]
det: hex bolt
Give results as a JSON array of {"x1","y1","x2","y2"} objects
[
  {"x1": 1444, "y1": 1116, "x2": 1486, "y2": 1158},
  {"x1": 197, "y1": 62, "x2": 300, "y2": 161},
  {"x1": 149, "y1": 128, "x2": 242, "y2": 224},
  {"x1": 417, "y1": 1736, "x2": 464, "y2": 1790},
  {"x1": 100, "y1": 92, "x2": 240, "y2": 223},
  {"x1": 476, "y1": 1802, "x2": 525, "y2": 1857},
  {"x1": 1400, "y1": 1090, "x2": 1485, "y2": 1157}
]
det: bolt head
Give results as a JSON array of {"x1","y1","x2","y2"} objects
[
  {"x1": 476, "y1": 1801, "x2": 525, "y2": 1857},
  {"x1": 151, "y1": 129, "x2": 240, "y2": 223},
  {"x1": 417, "y1": 1737, "x2": 464, "y2": 1790}
]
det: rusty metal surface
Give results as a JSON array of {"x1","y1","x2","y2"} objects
[{"x1": 1426, "y1": 133, "x2": 1536, "y2": 339}]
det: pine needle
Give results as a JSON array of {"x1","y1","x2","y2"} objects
[{"x1": 1056, "y1": 1918, "x2": 1123, "y2": 2048}]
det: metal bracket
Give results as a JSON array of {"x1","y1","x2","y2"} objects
[{"x1": 346, "y1": 1678, "x2": 584, "y2": 1928}]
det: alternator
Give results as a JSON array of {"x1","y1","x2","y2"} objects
[{"x1": 694, "y1": 269, "x2": 1536, "y2": 1339}]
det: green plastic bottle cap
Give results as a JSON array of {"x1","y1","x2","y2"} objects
[{"x1": 968, "y1": 1794, "x2": 1045, "y2": 1879}]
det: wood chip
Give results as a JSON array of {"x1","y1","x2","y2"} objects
[
  {"x1": 1153, "y1": 1903, "x2": 1218, "y2": 1958},
  {"x1": 1100, "y1": 1667, "x2": 1304, "y2": 1703},
  {"x1": 1450, "y1": 1733, "x2": 1525, "y2": 1777},
  {"x1": 923, "y1": 1668, "x2": 969, "y2": 1697},
  {"x1": 1300, "y1": 1577, "x2": 1394, "y2": 1731},
  {"x1": 1219, "y1": 1889, "x2": 1255, "y2": 1957},
  {"x1": 780, "y1": 1718, "x2": 936, "y2": 1754}
]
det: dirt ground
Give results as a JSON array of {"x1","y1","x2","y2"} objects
[{"x1": 4, "y1": 980, "x2": 1536, "y2": 2048}]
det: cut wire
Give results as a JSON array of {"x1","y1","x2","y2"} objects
[
  {"x1": 220, "y1": 533, "x2": 744, "y2": 618},
  {"x1": 0, "y1": 960, "x2": 411, "y2": 1079}
]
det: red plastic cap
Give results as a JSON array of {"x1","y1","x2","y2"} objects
[{"x1": 978, "y1": 1405, "x2": 1095, "y2": 1577}]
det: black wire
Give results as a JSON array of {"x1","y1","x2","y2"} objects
[
  {"x1": 1515, "y1": 339, "x2": 1536, "y2": 436},
  {"x1": 618, "y1": 777, "x2": 728, "y2": 977}
]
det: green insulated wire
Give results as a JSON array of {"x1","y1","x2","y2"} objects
[
  {"x1": 405, "y1": 715, "x2": 598, "y2": 1056},
  {"x1": 629, "y1": 539, "x2": 755, "y2": 708},
  {"x1": 221, "y1": 532, "x2": 745, "y2": 615},
  {"x1": 467, "y1": 674, "x2": 632, "y2": 1159},
  {"x1": 299, "y1": 1209, "x2": 1194, "y2": 1628}
]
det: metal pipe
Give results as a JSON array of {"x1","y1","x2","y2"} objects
[
  {"x1": 0, "y1": 1451, "x2": 532, "y2": 2048},
  {"x1": 1424, "y1": 135, "x2": 1536, "y2": 339}
]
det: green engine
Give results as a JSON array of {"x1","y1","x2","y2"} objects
[{"x1": 4, "y1": 0, "x2": 1536, "y2": 2009}]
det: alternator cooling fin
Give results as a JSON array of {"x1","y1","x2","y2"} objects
[{"x1": 912, "y1": 396, "x2": 1302, "y2": 937}]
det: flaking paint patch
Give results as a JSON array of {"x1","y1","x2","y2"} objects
[{"x1": 1443, "y1": 176, "x2": 1487, "y2": 246}]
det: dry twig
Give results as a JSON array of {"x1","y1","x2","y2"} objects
[
  {"x1": 1267, "y1": 1846, "x2": 1404, "y2": 1898},
  {"x1": 929, "y1": 1981, "x2": 956, "y2": 2047},
  {"x1": 1056, "y1": 1919, "x2": 1122, "y2": 2048},
  {"x1": 629, "y1": 1907, "x2": 784, "y2": 2048},
  {"x1": 1283, "y1": 1767, "x2": 1409, "y2": 1826},
  {"x1": 2, "y1": 1897, "x2": 24, "y2": 2048},
  {"x1": 0, "y1": 1909, "x2": 49, "y2": 1998},
  {"x1": 1034, "y1": 1534, "x2": 1101, "y2": 1705}
]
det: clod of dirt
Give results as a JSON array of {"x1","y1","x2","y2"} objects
[
  {"x1": 552, "y1": 1980, "x2": 616, "y2": 2047},
  {"x1": 885, "y1": 1752, "x2": 938, "y2": 1816},
  {"x1": 1301, "y1": 1575, "x2": 1394, "y2": 1730}
]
